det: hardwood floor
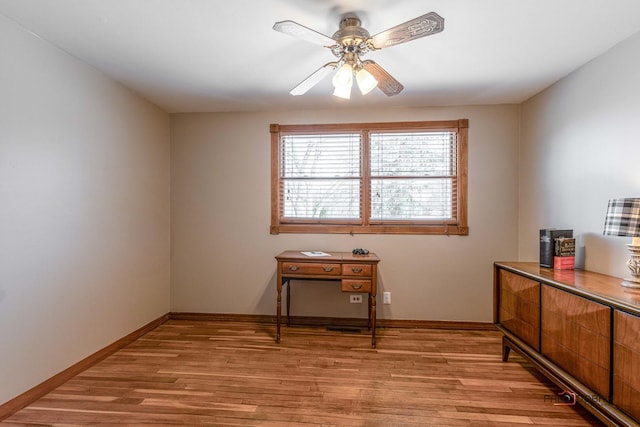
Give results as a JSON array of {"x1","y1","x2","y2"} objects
[{"x1": 2, "y1": 320, "x2": 603, "y2": 426}]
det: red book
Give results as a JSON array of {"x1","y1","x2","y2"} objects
[{"x1": 554, "y1": 256, "x2": 575, "y2": 270}]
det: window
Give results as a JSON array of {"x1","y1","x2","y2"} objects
[{"x1": 270, "y1": 120, "x2": 468, "y2": 235}]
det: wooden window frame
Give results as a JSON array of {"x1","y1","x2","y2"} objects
[{"x1": 270, "y1": 119, "x2": 469, "y2": 235}]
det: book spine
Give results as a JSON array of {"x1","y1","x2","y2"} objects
[{"x1": 540, "y1": 230, "x2": 553, "y2": 268}]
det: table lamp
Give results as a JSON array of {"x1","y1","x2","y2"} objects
[{"x1": 603, "y1": 198, "x2": 640, "y2": 288}]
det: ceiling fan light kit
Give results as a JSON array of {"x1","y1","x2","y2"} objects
[
  {"x1": 329, "y1": 53, "x2": 379, "y2": 99},
  {"x1": 273, "y1": 11, "x2": 444, "y2": 99}
]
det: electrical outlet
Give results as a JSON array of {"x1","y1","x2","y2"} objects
[
  {"x1": 349, "y1": 294, "x2": 363, "y2": 304},
  {"x1": 383, "y1": 291, "x2": 391, "y2": 304}
]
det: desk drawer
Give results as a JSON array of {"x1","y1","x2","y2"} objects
[
  {"x1": 342, "y1": 279, "x2": 372, "y2": 293},
  {"x1": 282, "y1": 262, "x2": 341, "y2": 276},
  {"x1": 342, "y1": 264, "x2": 372, "y2": 277}
]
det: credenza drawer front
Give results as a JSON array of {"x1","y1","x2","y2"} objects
[
  {"x1": 282, "y1": 262, "x2": 341, "y2": 276},
  {"x1": 342, "y1": 264, "x2": 372, "y2": 277},
  {"x1": 613, "y1": 310, "x2": 640, "y2": 420},
  {"x1": 541, "y1": 285, "x2": 611, "y2": 398},
  {"x1": 498, "y1": 270, "x2": 540, "y2": 351},
  {"x1": 341, "y1": 279, "x2": 372, "y2": 293}
]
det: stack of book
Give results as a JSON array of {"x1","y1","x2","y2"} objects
[
  {"x1": 540, "y1": 229, "x2": 573, "y2": 268},
  {"x1": 553, "y1": 237, "x2": 575, "y2": 270}
]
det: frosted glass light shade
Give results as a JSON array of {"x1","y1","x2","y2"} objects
[
  {"x1": 332, "y1": 63, "x2": 353, "y2": 99},
  {"x1": 332, "y1": 64, "x2": 352, "y2": 86},
  {"x1": 356, "y1": 68, "x2": 378, "y2": 95},
  {"x1": 333, "y1": 83, "x2": 352, "y2": 99}
]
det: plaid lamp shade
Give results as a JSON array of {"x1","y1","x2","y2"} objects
[{"x1": 603, "y1": 198, "x2": 640, "y2": 237}]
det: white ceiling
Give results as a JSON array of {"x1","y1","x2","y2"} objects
[{"x1": 2, "y1": 0, "x2": 640, "y2": 113}]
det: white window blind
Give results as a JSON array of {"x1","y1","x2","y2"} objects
[
  {"x1": 370, "y1": 131, "x2": 457, "y2": 222},
  {"x1": 280, "y1": 133, "x2": 361, "y2": 220}
]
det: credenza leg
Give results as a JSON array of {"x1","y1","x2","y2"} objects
[{"x1": 502, "y1": 336, "x2": 511, "y2": 362}]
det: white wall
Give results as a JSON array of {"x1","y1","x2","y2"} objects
[
  {"x1": 170, "y1": 105, "x2": 520, "y2": 323},
  {"x1": 0, "y1": 14, "x2": 170, "y2": 404},
  {"x1": 519, "y1": 31, "x2": 640, "y2": 278}
]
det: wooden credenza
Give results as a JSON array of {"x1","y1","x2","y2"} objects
[
  {"x1": 275, "y1": 251, "x2": 380, "y2": 347},
  {"x1": 494, "y1": 262, "x2": 640, "y2": 426}
]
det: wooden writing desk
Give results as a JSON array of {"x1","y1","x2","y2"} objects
[{"x1": 275, "y1": 251, "x2": 380, "y2": 347}]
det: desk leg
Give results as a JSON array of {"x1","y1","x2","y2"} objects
[
  {"x1": 371, "y1": 264, "x2": 377, "y2": 348},
  {"x1": 367, "y1": 293, "x2": 372, "y2": 329},
  {"x1": 370, "y1": 293, "x2": 377, "y2": 348},
  {"x1": 276, "y1": 268, "x2": 282, "y2": 344},
  {"x1": 286, "y1": 280, "x2": 291, "y2": 326}
]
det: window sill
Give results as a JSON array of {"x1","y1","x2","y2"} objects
[{"x1": 270, "y1": 224, "x2": 469, "y2": 235}]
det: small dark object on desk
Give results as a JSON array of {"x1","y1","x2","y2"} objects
[{"x1": 352, "y1": 248, "x2": 369, "y2": 255}]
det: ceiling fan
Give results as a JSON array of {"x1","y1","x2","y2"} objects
[{"x1": 273, "y1": 12, "x2": 444, "y2": 99}]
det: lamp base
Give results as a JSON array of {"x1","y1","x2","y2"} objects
[
  {"x1": 621, "y1": 279, "x2": 640, "y2": 289},
  {"x1": 622, "y1": 238, "x2": 640, "y2": 289}
]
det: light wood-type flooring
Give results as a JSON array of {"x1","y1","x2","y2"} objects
[{"x1": 2, "y1": 320, "x2": 603, "y2": 426}]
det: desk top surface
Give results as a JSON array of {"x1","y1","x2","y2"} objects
[{"x1": 276, "y1": 250, "x2": 380, "y2": 263}]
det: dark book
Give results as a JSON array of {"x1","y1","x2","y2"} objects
[{"x1": 540, "y1": 229, "x2": 573, "y2": 268}]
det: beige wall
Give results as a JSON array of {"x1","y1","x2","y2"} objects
[
  {"x1": 519, "y1": 31, "x2": 640, "y2": 278},
  {"x1": 170, "y1": 105, "x2": 520, "y2": 322},
  {"x1": 0, "y1": 15, "x2": 171, "y2": 404}
]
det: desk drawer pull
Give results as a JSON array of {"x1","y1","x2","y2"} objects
[
  {"x1": 323, "y1": 266, "x2": 335, "y2": 272},
  {"x1": 288, "y1": 265, "x2": 299, "y2": 271},
  {"x1": 350, "y1": 283, "x2": 363, "y2": 290},
  {"x1": 351, "y1": 267, "x2": 363, "y2": 273}
]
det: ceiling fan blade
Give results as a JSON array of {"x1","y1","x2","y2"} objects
[
  {"x1": 290, "y1": 62, "x2": 337, "y2": 96},
  {"x1": 369, "y1": 12, "x2": 444, "y2": 49},
  {"x1": 362, "y1": 60, "x2": 404, "y2": 96},
  {"x1": 273, "y1": 20, "x2": 336, "y2": 47}
]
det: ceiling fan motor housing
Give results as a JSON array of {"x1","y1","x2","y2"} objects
[{"x1": 332, "y1": 17, "x2": 370, "y2": 47}]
